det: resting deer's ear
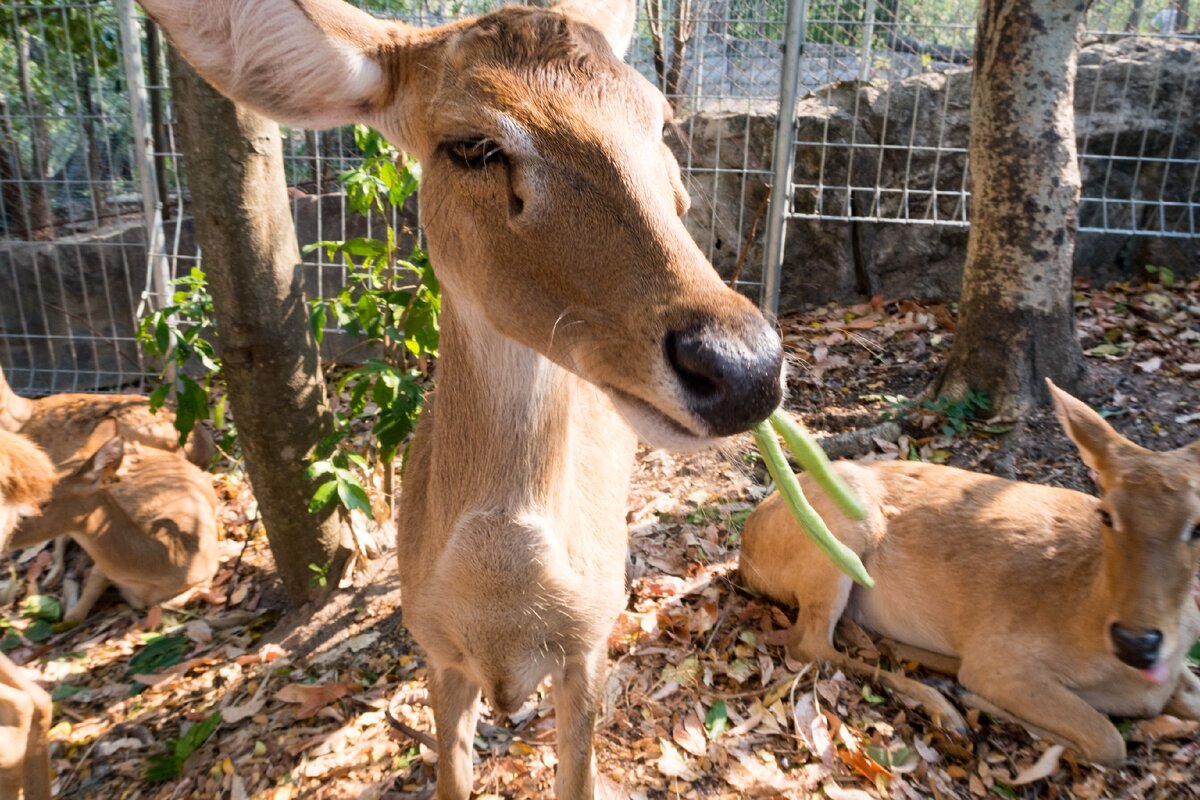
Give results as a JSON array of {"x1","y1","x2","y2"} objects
[
  {"x1": 72, "y1": 438, "x2": 126, "y2": 489},
  {"x1": 1046, "y1": 379, "x2": 1121, "y2": 477},
  {"x1": 139, "y1": 0, "x2": 403, "y2": 130},
  {"x1": 555, "y1": 0, "x2": 636, "y2": 59}
]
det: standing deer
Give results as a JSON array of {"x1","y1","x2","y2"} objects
[
  {"x1": 0, "y1": 430, "x2": 56, "y2": 800},
  {"x1": 139, "y1": 0, "x2": 784, "y2": 796},
  {"x1": 740, "y1": 380, "x2": 1200, "y2": 766},
  {"x1": 8, "y1": 418, "x2": 220, "y2": 624},
  {"x1": 0, "y1": 363, "x2": 213, "y2": 468}
]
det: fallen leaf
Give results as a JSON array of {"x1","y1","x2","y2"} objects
[
  {"x1": 1011, "y1": 743, "x2": 1064, "y2": 785},
  {"x1": 1134, "y1": 715, "x2": 1200, "y2": 741},
  {"x1": 275, "y1": 682, "x2": 349, "y2": 720},
  {"x1": 1136, "y1": 356, "x2": 1162, "y2": 373},
  {"x1": 672, "y1": 712, "x2": 708, "y2": 757},
  {"x1": 656, "y1": 739, "x2": 697, "y2": 780}
]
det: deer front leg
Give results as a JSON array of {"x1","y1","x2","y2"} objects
[
  {"x1": 1164, "y1": 666, "x2": 1200, "y2": 719},
  {"x1": 957, "y1": 659, "x2": 1126, "y2": 766},
  {"x1": 0, "y1": 679, "x2": 33, "y2": 800},
  {"x1": 64, "y1": 563, "x2": 110, "y2": 624},
  {"x1": 553, "y1": 645, "x2": 609, "y2": 800},
  {"x1": 0, "y1": 652, "x2": 52, "y2": 800},
  {"x1": 429, "y1": 666, "x2": 481, "y2": 800}
]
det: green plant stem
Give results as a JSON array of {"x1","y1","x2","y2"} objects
[
  {"x1": 768, "y1": 410, "x2": 867, "y2": 521},
  {"x1": 753, "y1": 422, "x2": 874, "y2": 588}
]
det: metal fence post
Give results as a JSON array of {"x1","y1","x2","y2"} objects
[
  {"x1": 760, "y1": 0, "x2": 808, "y2": 319},
  {"x1": 116, "y1": 0, "x2": 171, "y2": 317}
]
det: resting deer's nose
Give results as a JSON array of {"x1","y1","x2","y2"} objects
[
  {"x1": 1110, "y1": 623, "x2": 1163, "y2": 669},
  {"x1": 664, "y1": 317, "x2": 783, "y2": 436}
]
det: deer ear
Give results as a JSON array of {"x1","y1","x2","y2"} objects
[
  {"x1": 555, "y1": 0, "x2": 636, "y2": 59},
  {"x1": 72, "y1": 435, "x2": 125, "y2": 487},
  {"x1": 140, "y1": 0, "x2": 402, "y2": 129},
  {"x1": 1046, "y1": 379, "x2": 1121, "y2": 476}
]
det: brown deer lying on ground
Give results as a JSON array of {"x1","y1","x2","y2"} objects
[
  {"x1": 740, "y1": 380, "x2": 1200, "y2": 766},
  {"x1": 139, "y1": 0, "x2": 784, "y2": 796},
  {"x1": 0, "y1": 430, "x2": 56, "y2": 800},
  {"x1": 1, "y1": 363, "x2": 213, "y2": 467},
  {"x1": 9, "y1": 418, "x2": 220, "y2": 624}
]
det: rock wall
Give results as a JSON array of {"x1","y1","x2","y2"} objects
[{"x1": 677, "y1": 36, "x2": 1199, "y2": 312}]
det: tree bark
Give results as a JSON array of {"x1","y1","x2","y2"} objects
[
  {"x1": 929, "y1": 0, "x2": 1089, "y2": 416},
  {"x1": 15, "y1": 31, "x2": 54, "y2": 239},
  {"x1": 170, "y1": 51, "x2": 350, "y2": 604}
]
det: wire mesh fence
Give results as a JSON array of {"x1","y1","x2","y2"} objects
[
  {"x1": 783, "y1": 0, "x2": 1199, "y2": 236},
  {"x1": 0, "y1": 0, "x2": 1196, "y2": 395}
]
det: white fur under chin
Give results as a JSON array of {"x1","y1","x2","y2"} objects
[{"x1": 608, "y1": 394, "x2": 716, "y2": 453}]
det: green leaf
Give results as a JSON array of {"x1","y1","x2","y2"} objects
[
  {"x1": 308, "y1": 480, "x2": 339, "y2": 514},
  {"x1": 1188, "y1": 639, "x2": 1200, "y2": 664},
  {"x1": 861, "y1": 684, "x2": 886, "y2": 704},
  {"x1": 24, "y1": 620, "x2": 54, "y2": 643},
  {"x1": 22, "y1": 594, "x2": 63, "y2": 622},
  {"x1": 704, "y1": 700, "x2": 728, "y2": 739},
  {"x1": 126, "y1": 634, "x2": 191, "y2": 687},
  {"x1": 337, "y1": 476, "x2": 374, "y2": 519},
  {"x1": 154, "y1": 317, "x2": 171, "y2": 355},
  {"x1": 51, "y1": 684, "x2": 86, "y2": 701},
  {"x1": 989, "y1": 783, "x2": 1017, "y2": 799},
  {"x1": 0, "y1": 631, "x2": 21, "y2": 651},
  {"x1": 143, "y1": 711, "x2": 221, "y2": 784}
]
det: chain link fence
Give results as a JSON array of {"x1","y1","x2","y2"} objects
[{"x1": 0, "y1": 0, "x2": 1196, "y2": 393}]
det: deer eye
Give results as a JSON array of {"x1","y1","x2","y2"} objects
[
  {"x1": 1098, "y1": 509, "x2": 1114, "y2": 528},
  {"x1": 442, "y1": 138, "x2": 506, "y2": 170},
  {"x1": 1189, "y1": 522, "x2": 1200, "y2": 542}
]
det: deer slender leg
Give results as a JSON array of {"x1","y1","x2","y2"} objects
[
  {"x1": 0, "y1": 653, "x2": 52, "y2": 800},
  {"x1": 64, "y1": 563, "x2": 109, "y2": 623},
  {"x1": 957, "y1": 659, "x2": 1126, "y2": 766},
  {"x1": 553, "y1": 645, "x2": 607, "y2": 799},
  {"x1": 429, "y1": 666, "x2": 481, "y2": 800}
]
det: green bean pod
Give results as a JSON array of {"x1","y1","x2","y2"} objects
[
  {"x1": 769, "y1": 409, "x2": 868, "y2": 521},
  {"x1": 752, "y1": 422, "x2": 875, "y2": 588}
]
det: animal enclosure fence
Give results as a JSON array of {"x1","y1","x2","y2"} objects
[{"x1": 0, "y1": 0, "x2": 1196, "y2": 393}]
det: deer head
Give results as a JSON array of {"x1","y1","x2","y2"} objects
[
  {"x1": 139, "y1": 0, "x2": 784, "y2": 448},
  {"x1": 1048, "y1": 379, "x2": 1200, "y2": 682}
]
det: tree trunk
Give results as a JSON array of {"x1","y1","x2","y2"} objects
[
  {"x1": 170, "y1": 51, "x2": 350, "y2": 604},
  {"x1": 16, "y1": 30, "x2": 54, "y2": 239},
  {"x1": 929, "y1": 0, "x2": 1089, "y2": 416},
  {"x1": 1125, "y1": 0, "x2": 1145, "y2": 30}
]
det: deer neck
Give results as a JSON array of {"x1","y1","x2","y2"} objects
[
  {"x1": 0, "y1": 369, "x2": 33, "y2": 432},
  {"x1": 428, "y1": 296, "x2": 637, "y2": 523}
]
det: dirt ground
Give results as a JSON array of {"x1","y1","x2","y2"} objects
[{"x1": 2, "y1": 271, "x2": 1197, "y2": 799}]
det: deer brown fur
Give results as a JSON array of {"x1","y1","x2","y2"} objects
[
  {"x1": 740, "y1": 381, "x2": 1200, "y2": 766},
  {"x1": 140, "y1": 0, "x2": 784, "y2": 796},
  {"x1": 0, "y1": 363, "x2": 213, "y2": 467},
  {"x1": 10, "y1": 419, "x2": 220, "y2": 624},
  {"x1": 0, "y1": 430, "x2": 56, "y2": 800}
]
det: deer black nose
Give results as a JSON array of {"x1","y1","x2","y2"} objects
[
  {"x1": 1110, "y1": 623, "x2": 1163, "y2": 669},
  {"x1": 664, "y1": 316, "x2": 783, "y2": 437}
]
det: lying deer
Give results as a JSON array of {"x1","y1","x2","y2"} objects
[
  {"x1": 9, "y1": 418, "x2": 220, "y2": 624},
  {"x1": 139, "y1": 0, "x2": 783, "y2": 796},
  {"x1": 0, "y1": 430, "x2": 56, "y2": 800},
  {"x1": 740, "y1": 380, "x2": 1200, "y2": 766},
  {"x1": 1, "y1": 362, "x2": 213, "y2": 467}
]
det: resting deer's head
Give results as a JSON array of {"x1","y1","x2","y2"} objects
[
  {"x1": 140, "y1": 0, "x2": 783, "y2": 448},
  {"x1": 1049, "y1": 380, "x2": 1200, "y2": 682}
]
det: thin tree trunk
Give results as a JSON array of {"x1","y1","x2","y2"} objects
[
  {"x1": 929, "y1": 0, "x2": 1089, "y2": 416},
  {"x1": 0, "y1": 99, "x2": 32, "y2": 239},
  {"x1": 146, "y1": 22, "x2": 172, "y2": 222},
  {"x1": 1125, "y1": 0, "x2": 1145, "y2": 30},
  {"x1": 170, "y1": 51, "x2": 350, "y2": 604},
  {"x1": 78, "y1": 72, "x2": 105, "y2": 228},
  {"x1": 16, "y1": 30, "x2": 54, "y2": 239}
]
